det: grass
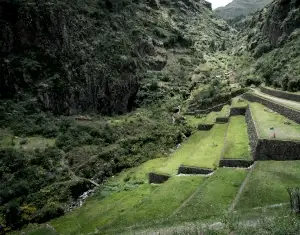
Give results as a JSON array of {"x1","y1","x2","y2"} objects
[
  {"x1": 172, "y1": 168, "x2": 247, "y2": 221},
  {"x1": 217, "y1": 105, "x2": 230, "y2": 117},
  {"x1": 106, "y1": 176, "x2": 205, "y2": 229},
  {"x1": 235, "y1": 161, "x2": 300, "y2": 211},
  {"x1": 11, "y1": 227, "x2": 58, "y2": 235},
  {"x1": 0, "y1": 129, "x2": 55, "y2": 149},
  {"x1": 223, "y1": 116, "x2": 251, "y2": 160},
  {"x1": 231, "y1": 97, "x2": 248, "y2": 108},
  {"x1": 50, "y1": 177, "x2": 205, "y2": 234},
  {"x1": 200, "y1": 112, "x2": 218, "y2": 124},
  {"x1": 15, "y1": 136, "x2": 55, "y2": 150},
  {"x1": 110, "y1": 157, "x2": 168, "y2": 184},
  {"x1": 181, "y1": 124, "x2": 228, "y2": 169},
  {"x1": 0, "y1": 128, "x2": 14, "y2": 147},
  {"x1": 155, "y1": 131, "x2": 208, "y2": 175},
  {"x1": 185, "y1": 115, "x2": 206, "y2": 128},
  {"x1": 14, "y1": 161, "x2": 300, "y2": 235},
  {"x1": 51, "y1": 184, "x2": 157, "y2": 234},
  {"x1": 250, "y1": 102, "x2": 300, "y2": 140}
]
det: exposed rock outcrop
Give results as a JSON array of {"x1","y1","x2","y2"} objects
[{"x1": 240, "y1": 0, "x2": 300, "y2": 52}]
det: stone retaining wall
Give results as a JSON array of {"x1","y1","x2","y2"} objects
[
  {"x1": 245, "y1": 104, "x2": 300, "y2": 160},
  {"x1": 187, "y1": 90, "x2": 247, "y2": 115},
  {"x1": 242, "y1": 93, "x2": 300, "y2": 124},
  {"x1": 192, "y1": 102, "x2": 229, "y2": 115},
  {"x1": 245, "y1": 106, "x2": 259, "y2": 159},
  {"x1": 230, "y1": 107, "x2": 247, "y2": 116},
  {"x1": 148, "y1": 173, "x2": 170, "y2": 184},
  {"x1": 198, "y1": 124, "x2": 214, "y2": 130},
  {"x1": 261, "y1": 87, "x2": 300, "y2": 102},
  {"x1": 219, "y1": 159, "x2": 253, "y2": 168},
  {"x1": 177, "y1": 165, "x2": 213, "y2": 175},
  {"x1": 215, "y1": 117, "x2": 229, "y2": 123},
  {"x1": 256, "y1": 139, "x2": 300, "y2": 160}
]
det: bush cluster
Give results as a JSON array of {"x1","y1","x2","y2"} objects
[
  {"x1": 0, "y1": 147, "x2": 73, "y2": 230},
  {"x1": 0, "y1": 99, "x2": 192, "y2": 231}
]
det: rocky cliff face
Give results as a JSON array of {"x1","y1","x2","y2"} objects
[
  {"x1": 234, "y1": 0, "x2": 300, "y2": 90},
  {"x1": 1, "y1": 0, "x2": 144, "y2": 115},
  {"x1": 245, "y1": 0, "x2": 300, "y2": 49},
  {"x1": 0, "y1": 0, "x2": 228, "y2": 115}
]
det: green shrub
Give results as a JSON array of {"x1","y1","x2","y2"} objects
[
  {"x1": 149, "y1": 81, "x2": 159, "y2": 91},
  {"x1": 281, "y1": 75, "x2": 290, "y2": 90},
  {"x1": 161, "y1": 74, "x2": 170, "y2": 82},
  {"x1": 287, "y1": 79, "x2": 300, "y2": 92},
  {"x1": 253, "y1": 42, "x2": 271, "y2": 58},
  {"x1": 34, "y1": 202, "x2": 64, "y2": 223},
  {"x1": 3, "y1": 201, "x2": 22, "y2": 229},
  {"x1": 244, "y1": 76, "x2": 261, "y2": 87},
  {"x1": 19, "y1": 139, "x2": 28, "y2": 145}
]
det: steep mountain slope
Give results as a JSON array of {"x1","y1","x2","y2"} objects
[
  {"x1": 0, "y1": 0, "x2": 230, "y2": 115},
  {"x1": 215, "y1": 0, "x2": 272, "y2": 23},
  {"x1": 234, "y1": 0, "x2": 300, "y2": 90}
]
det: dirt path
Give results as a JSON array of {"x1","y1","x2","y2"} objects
[
  {"x1": 228, "y1": 162, "x2": 257, "y2": 213},
  {"x1": 252, "y1": 89, "x2": 300, "y2": 110}
]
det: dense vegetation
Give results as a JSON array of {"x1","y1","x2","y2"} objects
[
  {"x1": 234, "y1": 0, "x2": 300, "y2": 90},
  {"x1": 214, "y1": 0, "x2": 272, "y2": 24},
  {"x1": 2, "y1": 0, "x2": 300, "y2": 233},
  {"x1": 0, "y1": 0, "x2": 238, "y2": 232},
  {"x1": 0, "y1": 0, "x2": 231, "y2": 115},
  {"x1": 0, "y1": 99, "x2": 193, "y2": 231}
]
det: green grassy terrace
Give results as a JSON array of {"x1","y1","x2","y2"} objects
[
  {"x1": 106, "y1": 176, "x2": 205, "y2": 230},
  {"x1": 186, "y1": 111, "x2": 218, "y2": 128},
  {"x1": 235, "y1": 161, "x2": 300, "y2": 211},
  {"x1": 51, "y1": 184, "x2": 156, "y2": 234},
  {"x1": 155, "y1": 124, "x2": 228, "y2": 175},
  {"x1": 250, "y1": 102, "x2": 300, "y2": 140},
  {"x1": 185, "y1": 115, "x2": 205, "y2": 128},
  {"x1": 50, "y1": 176, "x2": 205, "y2": 234},
  {"x1": 217, "y1": 105, "x2": 230, "y2": 117},
  {"x1": 110, "y1": 157, "x2": 169, "y2": 184},
  {"x1": 223, "y1": 116, "x2": 251, "y2": 160},
  {"x1": 231, "y1": 97, "x2": 248, "y2": 108},
  {"x1": 155, "y1": 131, "x2": 208, "y2": 175},
  {"x1": 172, "y1": 168, "x2": 247, "y2": 221},
  {"x1": 180, "y1": 124, "x2": 228, "y2": 169},
  {"x1": 200, "y1": 112, "x2": 218, "y2": 124}
]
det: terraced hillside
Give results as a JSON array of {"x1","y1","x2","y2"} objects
[
  {"x1": 3, "y1": 0, "x2": 300, "y2": 234},
  {"x1": 16, "y1": 88, "x2": 300, "y2": 234}
]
